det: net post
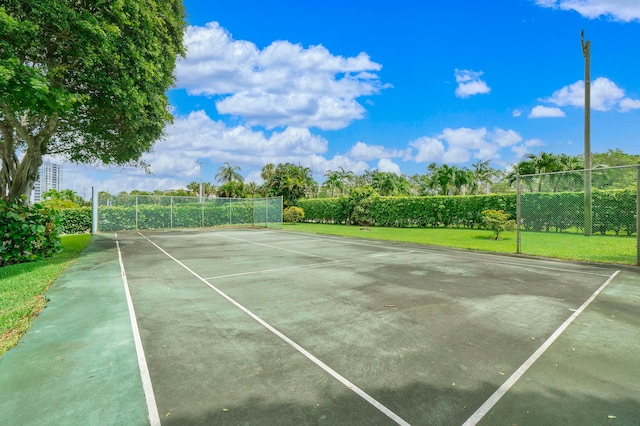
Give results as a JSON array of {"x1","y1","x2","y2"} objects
[
  {"x1": 516, "y1": 175, "x2": 521, "y2": 254},
  {"x1": 135, "y1": 195, "x2": 139, "y2": 230},
  {"x1": 91, "y1": 187, "x2": 98, "y2": 234}
]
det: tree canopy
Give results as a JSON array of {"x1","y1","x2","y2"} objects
[{"x1": 0, "y1": 0, "x2": 186, "y2": 203}]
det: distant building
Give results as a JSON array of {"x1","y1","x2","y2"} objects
[{"x1": 31, "y1": 161, "x2": 63, "y2": 203}]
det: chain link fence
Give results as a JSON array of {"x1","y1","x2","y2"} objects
[
  {"x1": 516, "y1": 165, "x2": 639, "y2": 265},
  {"x1": 96, "y1": 194, "x2": 282, "y2": 232}
]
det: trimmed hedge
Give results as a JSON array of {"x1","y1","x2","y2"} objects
[
  {"x1": 59, "y1": 207, "x2": 92, "y2": 234},
  {"x1": 298, "y1": 194, "x2": 516, "y2": 228},
  {"x1": 0, "y1": 200, "x2": 61, "y2": 266},
  {"x1": 97, "y1": 201, "x2": 281, "y2": 231},
  {"x1": 298, "y1": 189, "x2": 637, "y2": 235}
]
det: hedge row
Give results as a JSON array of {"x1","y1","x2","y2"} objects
[
  {"x1": 521, "y1": 189, "x2": 637, "y2": 235},
  {"x1": 298, "y1": 189, "x2": 637, "y2": 235},
  {"x1": 55, "y1": 189, "x2": 637, "y2": 236},
  {"x1": 298, "y1": 194, "x2": 516, "y2": 228},
  {"x1": 98, "y1": 202, "x2": 281, "y2": 231}
]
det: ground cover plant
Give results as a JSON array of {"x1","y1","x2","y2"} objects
[
  {"x1": 282, "y1": 223, "x2": 636, "y2": 265},
  {"x1": 0, "y1": 234, "x2": 91, "y2": 356}
]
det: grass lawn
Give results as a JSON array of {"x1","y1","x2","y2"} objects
[
  {"x1": 282, "y1": 223, "x2": 637, "y2": 265},
  {"x1": 0, "y1": 234, "x2": 92, "y2": 357}
]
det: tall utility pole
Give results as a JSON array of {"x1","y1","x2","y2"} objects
[{"x1": 581, "y1": 29, "x2": 592, "y2": 236}]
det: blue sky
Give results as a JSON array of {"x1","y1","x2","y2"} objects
[{"x1": 62, "y1": 0, "x2": 640, "y2": 195}]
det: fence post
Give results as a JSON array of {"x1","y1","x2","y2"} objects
[
  {"x1": 91, "y1": 187, "x2": 98, "y2": 234},
  {"x1": 516, "y1": 175, "x2": 521, "y2": 254},
  {"x1": 135, "y1": 195, "x2": 139, "y2": 230},
  {"x1": 636, "y1": 166, "x2": 639, "y2": 266}
]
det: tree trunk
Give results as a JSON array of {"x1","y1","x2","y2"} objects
[{"x1": 1, "y1": 110, "x2": 59, "y2": 204}]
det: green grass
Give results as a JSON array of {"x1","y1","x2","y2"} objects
[
  {"x1": 0, "y1": 234, "x2": 92, "y2": 356},
  {"x1": 283, "y1": 223, "x2": 637, "y2": 265}
]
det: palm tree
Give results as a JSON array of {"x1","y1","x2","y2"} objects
[
  {"x1": 427, "y1": 163, "x2": 456, "y2": 195},
  {"x1": 451, "y1": 166, "x2": 474, "y2": 195},
  {"x1": 471, "y1": 160, "x2": 501, "y2": 194},
  {"x1": 261, "y1": 163, "x2": 275, "y2": 181},
  {"x1": 336, "y1": 166, "x2": 355, "y2": 196},
  {"x1": 215, "y1": 162, "x2": 243, "y2": 184},
  {"x1": 323, "y1": 170, "x2": 342, "y2": 197}
]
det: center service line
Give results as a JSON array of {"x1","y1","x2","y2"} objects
[{"x1": 137, "y1": 232, "x2": 411, "y2": 426}]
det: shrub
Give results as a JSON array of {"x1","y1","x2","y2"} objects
[
  {"x1": 283, "y1": 206, "x2": 305, "y2": 223},
  {"x1": 0, "y1": 200, "x2": 61, "y2": 266},
  {"x1": 482, "y1": 209, "x2": 516, "y2": 240},
  {"x1": 59, "y1": 207, "x2": 92, "y2": 234}
]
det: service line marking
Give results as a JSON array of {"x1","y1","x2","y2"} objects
[
  {"x1": 137, "y1": 232, "x2": 411, "y2": 426},
  {"x1": 203, "y1": 249, "x2": 418, "y2": 281},
  {"x1": 278, "y1": 231, "x2": 614, "y2": 277},
  {"x1": 462, "y1": 270, "x2": 620, "y2": 426},
  {"x1": 115, "y1": 234, "x2": 161, "y2": 426}
]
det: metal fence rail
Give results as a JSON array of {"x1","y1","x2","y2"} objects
[{"x1": 96, "y1": 195, "x2": 283, "y2": 232}]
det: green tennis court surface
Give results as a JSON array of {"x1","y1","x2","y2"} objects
[{"x1": 1, "y1": 229, "x2": 639, "y2": 425}]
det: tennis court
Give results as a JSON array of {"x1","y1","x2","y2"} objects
[
  {"x1": 118, "y1": 228, "x2": 637, "y2": 425},
  {"x1": 1, "y1": 227, "x2": 639, "y2": 425}
]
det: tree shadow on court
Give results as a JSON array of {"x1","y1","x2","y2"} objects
[{"x1": 161, "y1": 380, "x2": 639, "y2": 426}]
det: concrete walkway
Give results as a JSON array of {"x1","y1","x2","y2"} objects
[{"x1": 0, "y1": 235, "x2": 149, "y2": 426}]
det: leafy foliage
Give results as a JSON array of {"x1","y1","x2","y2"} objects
[
  {"x1": 283, "y1": 206, "x2": 305, "y2": 223},
  {"x1": 481, "y1": 209, "x2": 516, "y2": 240},
  {"x1": 1, "y1": 0, "x2": 186, "y2": 202},
  {"x1": 59, "y1": 207, "x2": 92, "y2": 234},
  {"x1": 0, "y1": 200, "x2": 60, "y2": 265}
]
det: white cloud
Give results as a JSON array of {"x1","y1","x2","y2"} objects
[
  {"x1": 542, "y1": 77, "x2": 640, "y2": 112},
  {"x1": 534, "y1": 0, "x2": 640, "y2": 22},
  {"x1": 410, "y1": 127, "x2": 523, "y2": 164},
  {"x1": 511, "y1": 138, "x2": 546, "y2": 158},
  {"x1": 377, "y1": 158, "x2": 401, "y2": 175},
  {"x1": 529, "y1": 105, "x2": 567, "y2": 118},
  {"x1": 512, "y1": 109, "x2": 523, "y2": 117},
  {"x1": 347, "y1": 141, "x2": 411, "y2": 161},
  {"x1": 175, "y1": 22, "x2": 388, "y2": 130},
  {"x1": 410, "y1": 137, "x2": 446, "y2": 163},
  {"x1": 454, "y1": 69, "x2": 491, "y2": 98},
  {"x1": 618, "y1": 97, "x2": 640, "y2": 112}
]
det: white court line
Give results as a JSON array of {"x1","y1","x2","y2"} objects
[
  {"x1": 137, "y1": 232, "x2": 411, "y2": 426},
  {"x1": 217, "y1": 233, "x2": 337, "y2": 261},
  {"x1": 203, "y1": 249, "x2": 419, "y2": 281},
  {"x1": 115, "y1": 234, "x2": 161, "y2": 426},
  {"x1": 277, "y1": 231, "x2": 613, "y2": 277},
  {"x1": 462, "y1": 269, "x2": 620, "y2": 426}
]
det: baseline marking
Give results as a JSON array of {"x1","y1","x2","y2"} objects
[
  {"x1": 462, "y1": 270, "x2": 620, "y2": 426},
  {"x1": 115, "y1": 234, "x2": 161, "y2": 426},
  {"x1": 138, "y1": 232, "x2": 411, "y2": 426}
]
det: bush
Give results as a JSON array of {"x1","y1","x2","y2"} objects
[
  {"x1": 283, "y1": 206, "x2": 305, "y2": 223},
  {"x1": 59, "y1": 207, "x2": 92, "y2": 234},
  {"x1": 482, "y1": 209, "x2": 516, "y2": 240},
  {"x1": 0, "y1": 200, "x2": 61, "y2": 266}
]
